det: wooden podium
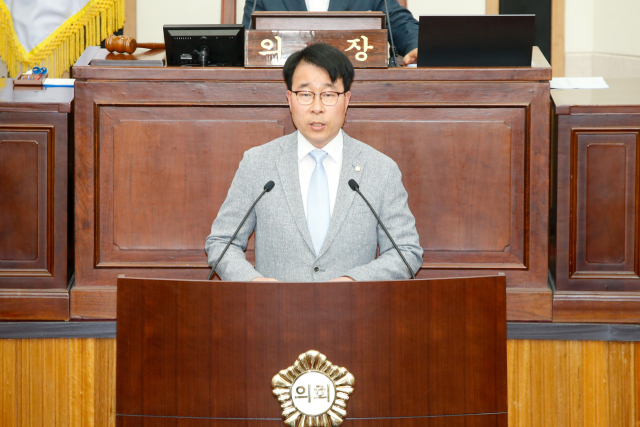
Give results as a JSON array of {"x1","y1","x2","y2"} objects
[{"x1": 116, "y1": 275, "x2": 507, "y2": 426}]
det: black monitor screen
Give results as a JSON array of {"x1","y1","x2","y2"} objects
[
  {"x1": 163, "y1": 24, "x2": 244, "y2": 67},
  {"x1": 418, "y1": 15, "x2": 535, "y2": 67}
]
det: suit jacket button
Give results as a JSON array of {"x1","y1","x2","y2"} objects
[{"x1": 314, "y1": 266, "x2": 320, "y2": 272}]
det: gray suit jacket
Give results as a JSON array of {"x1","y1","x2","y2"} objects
[{"x1": 205, "y1": 131, "x2": 423, "y2": 281}]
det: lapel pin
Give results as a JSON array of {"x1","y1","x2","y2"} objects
[{"x1": 355, "y1": 166, "x2": 361, "y2": 172}]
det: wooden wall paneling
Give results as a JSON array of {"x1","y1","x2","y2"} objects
[
  {"x1": 221, "y1": 0, "x2": 236, "y2": 25},
  {"x1": 69, "y1": 338, "x2": 96, "y2": 426},
  {"x1": 571, "y1": 131, "x2": 638, "y2": 279},
  {"x1": 567, "y1": 341, "x2": 583, "y2": 426},
  {"x1": 551, "y1": 0, "x2": 565, "y2": 77},
  {"x1": 55, "y1": 338, "x2": 70, "y2": 427},
  {"x1": 0, "y1": 339, "x2": 17, "y2": 427},
  {"x1": 0, "y1": 125, "x2": 53, "y2": 276},
  {"x1": 552, "y1": 82, "x2": 640, "y2": 322},
  {"x1": 608, "y1": 342, "x2": 636, "y2": 426},
  {"x1": 553, "y1": 292, "x2": 640, "y2": 324},
  {"x1": 346, "y1": 107, "x2": 526, "y2": 268},
  {"x1": 95, "y1": 338, "x2": 116, "y2": 427},
  {"x1": 123, "y1": 0, "x2": 136, "y2": 38},
  {"x1": 0, "y1": 106, "x2": 72, "y2": 320},
  {"x1": 97, "y1": 105, "x2": 289, "y2": 267},
  {"x1": 0, "y1": 338, "x2": 640, "y2": 426},
  {"x1": 486, "y1": 0, "x2": 500, "y2": 14},
  {"x1": 636, "y1": 341, "x2": 640, "y2": 426},
  {"x1": 72, "y1": 62, "x2": 551, "y2": 320},
  {"x1": 555, "y1": 116, "x2": 640, "y2": 293},
  {"x1": 583, "y1": 340, "x2": 610, "y2": 425}
]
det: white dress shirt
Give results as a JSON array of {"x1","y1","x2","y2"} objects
[
  {"x1": 298, "y1": 130, "x2": 343, "y2": 217},
  {"x1": 305, "y1": 0, "x2": 330, "y2": 12}
]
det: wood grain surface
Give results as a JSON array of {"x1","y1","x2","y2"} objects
[
  {"x1": 0, "y1": 81, "x2": 74, "y2": 320},
  {"x1": 71, "y1": 53, "x2": 552, "y2": 320},
  {"x1": 116, "y1": 276, "x2": 507, "y2": 423},
  {"x1": 552, "y1": 80, "x2": 640, "y2": 295},
  {"x1": 1, "y1": 338, "x2": 639, "y2": 427},
  {"x1": 72, "y1": 46, "x2": 552, "y2": 81}
]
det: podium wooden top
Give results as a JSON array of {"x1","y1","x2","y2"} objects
[
  {"x1": 73, "y1": 46, "x2": 551, "y2": 81},
  {"x1": 252, "y1": 11, "x2": 386, "y2": 31},
  {"x1": 0, "y1": 78, "x2": 74, "y2": 113},
  {"x1": 552, "y1": 78, "x2": 640, "y2": 115}
]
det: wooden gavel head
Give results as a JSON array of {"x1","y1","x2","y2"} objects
[{"x1": 105, "y1": 35, "x2": 138, "y2": 54}]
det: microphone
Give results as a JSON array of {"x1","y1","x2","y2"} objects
[
  {"x1": 248, "y1": 0, "x2": 259, "y2": 30},
  {"x1": 382, "y1": 0, "x2": 399, "y2": 67},
  {"x1": 207, "y1": 180, "x2": 275, "y2": 280},
  {"x1": 348, "y1": 179, "x2": 415, "y2": 279}
]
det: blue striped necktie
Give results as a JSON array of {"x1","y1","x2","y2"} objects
[{"x1": 307, "y1": 150, "x2": 331, "y2": 255}]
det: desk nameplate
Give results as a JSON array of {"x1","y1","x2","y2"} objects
[{"x1": 245, "y1": 30, "x2": 388, "y2": 68}]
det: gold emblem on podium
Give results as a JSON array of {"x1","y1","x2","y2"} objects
[{"x1": 272, "y1": 350, "x2": 355, "y2": 427}]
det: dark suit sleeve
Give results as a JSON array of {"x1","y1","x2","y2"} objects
[
  {"x1": 376, "y1": 0, "x2": 419, "y2": 56},
  {"x1": 242, "y1": 0, "x2": 266, "y2": 29}
]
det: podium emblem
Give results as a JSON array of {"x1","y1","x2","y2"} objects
[{"x1": 272, "y1": 350, "x2": 355, "y2": 427}]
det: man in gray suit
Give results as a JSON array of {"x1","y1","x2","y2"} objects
[
  {"x1": 243, "y1": 0, "x2": 419, "y2": 65},
  {"x1": 205, "y1": 44, "x2": 422, "y2": 282}
]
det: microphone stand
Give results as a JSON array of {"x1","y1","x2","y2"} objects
[
  {"x1": 383, "y1": 0, "x2": 399, "y2": 67},
  {"x1": 348, "y1": 179, "x2": 415, "y2": 279},
  {"x1": 207, "y1": 181, "x2": 275, "y2": 280}
]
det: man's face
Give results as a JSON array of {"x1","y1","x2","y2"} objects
[{"x1": 286, "y1": 61, "x2": 351, "y2": 149}]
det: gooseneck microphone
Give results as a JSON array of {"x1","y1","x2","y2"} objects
[
  {"x1": 348, "y1": 179, "x2": 415, "y2": 279},
  {"x1": 382, "y1": 0, "x2": 399, "y2": 67},
  {"x1": 207, "y1": 180, "x2": 275, "y2": 280}
]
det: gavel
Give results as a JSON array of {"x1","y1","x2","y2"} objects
[{"x1": 105, "y1": 35, "x2": 165, "y2": 54}]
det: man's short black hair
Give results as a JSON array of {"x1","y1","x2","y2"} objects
[{"x1": 283, "y1": 43, "x2": 355, "y2": 92}]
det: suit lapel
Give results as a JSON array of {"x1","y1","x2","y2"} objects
[
  {"x1": 283, "y1": 0, "x2": 307, "y2": 11},
  {"x1": 276, "y1": 133, "x2": 315, "y2": 254},
  {"x1": 317, "y1": 132, "x2": 362, "y2": 258}
]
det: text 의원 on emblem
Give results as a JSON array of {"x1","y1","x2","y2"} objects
[{"x1": 272, "y1": 350, "x2": 355, "y2": 427}]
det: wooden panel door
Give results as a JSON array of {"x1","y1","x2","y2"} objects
[
  {"x1": 555, "y1": 115, "x2": 640, "y2": 293},
  {"x1": 345, "y1": 107, "x2": 526, "y2": 270},
  {"x1": 0, "y1": 127, "x2": 52, "y2": 275},
  {"x1": 0, "y1": 110, "x2": 71, "y2": 320},
  {"x1": 96, "y1": 105, "x2": 291, "y2": 268}
]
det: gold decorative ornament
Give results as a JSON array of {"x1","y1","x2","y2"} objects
[{"x1": 272, "y1": 350, "x2": 355, "y2": 427}]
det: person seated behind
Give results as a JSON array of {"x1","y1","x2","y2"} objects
[
  {"x1": 205, "y1": 43, "x2": 423, "y2": 282},
  {"x1": 243, "y1": 0, "x2": 419, "y2": 65}
]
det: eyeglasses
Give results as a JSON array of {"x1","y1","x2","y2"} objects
[{"x1": 291, "y1": 91, "x2": 345, "y2": 106}]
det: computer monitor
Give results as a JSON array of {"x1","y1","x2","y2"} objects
[
  {"x1": 163, "y1": 24, "x2": 244, "y2": 67},
  {"x1": 417, "y1": 15, "x2": 535, "y2": 67}
]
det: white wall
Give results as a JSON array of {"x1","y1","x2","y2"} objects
[
  {"x1": 406, "y1": 0, "x2": 485, "y2": 18},
  {"x1": 593, "y1": 0, "x2": 640, "y2": 57},
  {"x1": 565, "y1": 0, "x2": 594, "y2": 53},
  {"x1": 137, "y1": 0, "x2": 222, "y2": 42},
  {"x1": 565, "y1": 0, "x2": 640, "y2": 77}
]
